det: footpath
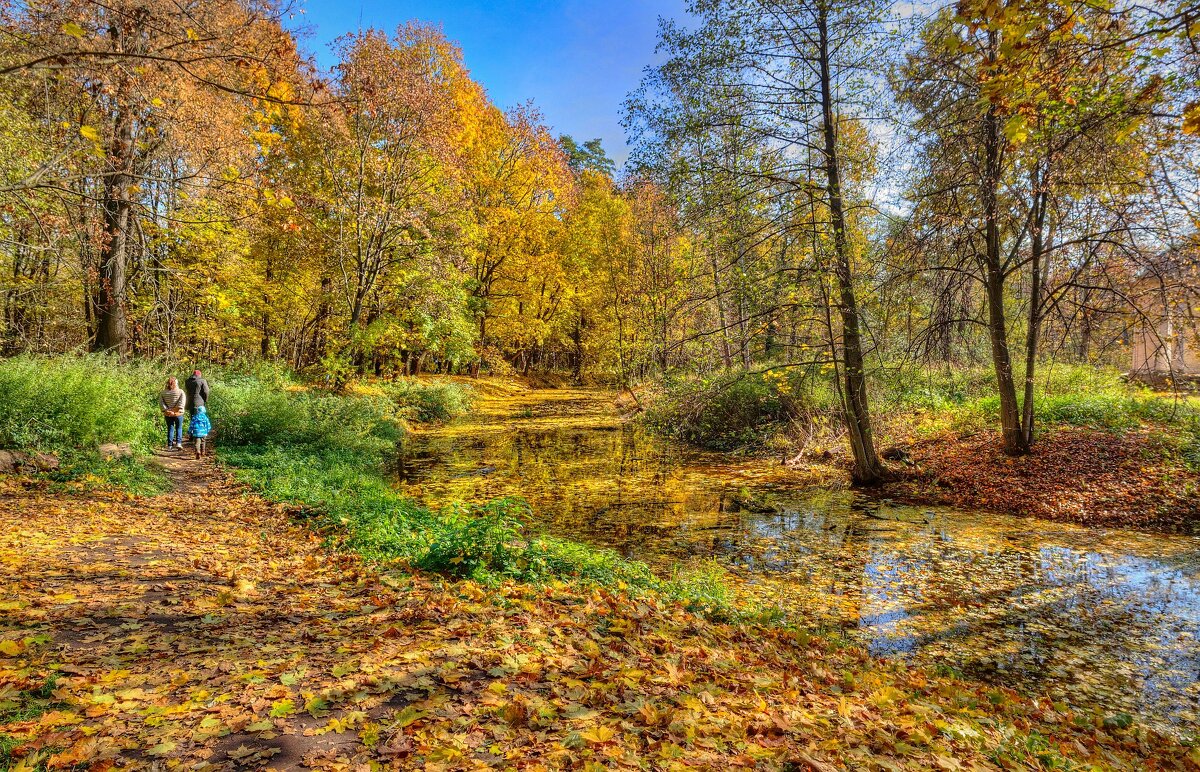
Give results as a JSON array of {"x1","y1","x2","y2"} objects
[{"x1": 0, "y1": 455, "x2": 1195, "y2": 770}]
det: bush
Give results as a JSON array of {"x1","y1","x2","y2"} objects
[
  {"x1": 644, "y1": 368, "x2": 823, "y2": 451},
  {"x1": 663, "y1": 559, "x2": 737, "y2": 619},
  {"x1": 213, "y1": 379, "x2": 403, "y2": 454},
  {"x1": 0, "y1": 355, "x2": 163, "y2": 457},
  {"x1": 416, "y1": 498, "x2": 530, "y2": 578},
  {"x1": 525, "y1": 536, "x2": 660, "y2": 587},
  {"x1": 381, "y1": 379, "x2": 473, "y2": 422}
]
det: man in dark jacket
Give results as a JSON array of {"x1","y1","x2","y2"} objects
[{"x1": 185, "y1": 370, "x2": 210, "y2": 416}]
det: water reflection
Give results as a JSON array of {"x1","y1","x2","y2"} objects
[{"x1": 396, "y1": 390, "x2": 1200, "y2": 734}]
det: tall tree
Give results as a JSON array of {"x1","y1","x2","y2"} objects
[
  {"x1": 628, "y1": 0, "x2": 891, "y2": 483},
  {"x1": 322, "y1": 25, "x2": 460, "y2": 356},
  {"x1": 902, "y1": 0, "x2": 1162, "y2": 454},
  {"x1": 0, "y1": 0, "x2": 299, "y2": 354}
]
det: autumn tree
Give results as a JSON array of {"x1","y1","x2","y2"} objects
[
  {"x1": 628, "y1": 0, "x2": 893, "y2": 483},
  {"x1": 306, "y1": 26, "x2": 461, "y2": 372},
  {"x1": 901, "y1": 0, "x2": 1169, "y2": 454},
  {"x1": 0, "y1": 0, "x2": 300, "y2": 355},
  {"x1": 455, "y1": 101, "x2": 574, "y2": 372}
]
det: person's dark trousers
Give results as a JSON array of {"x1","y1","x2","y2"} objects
[{"x1": 166, "y1": 415, "x2": 183, "y2": 446}]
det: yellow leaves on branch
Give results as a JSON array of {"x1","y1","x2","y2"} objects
[
  {"x1": 1003, "y1": 114, "x2": 1029, "y2": 145},
  {"x1": 1183, "y1": 102, "x2": 1200, "y2": 136}
]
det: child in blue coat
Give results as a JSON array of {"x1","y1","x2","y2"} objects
[{"x1": 189, "y1": 406, "x2": 212, "y2": 459}]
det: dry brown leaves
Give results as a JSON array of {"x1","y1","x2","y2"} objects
[
  {"x1": 885, "y1": 428, "x2": 1200, "y2": 530},
  {"x1": 0, "y1": 473, "x2": 1196, "y2": 770}
]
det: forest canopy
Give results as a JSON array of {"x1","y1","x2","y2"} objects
[{"x1": 1, "y1": 0, "x2": 1198, "y2": 472}]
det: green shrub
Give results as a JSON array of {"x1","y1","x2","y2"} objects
[
  {"x1": 663, "y1": 559, "x2": 737, "y2": 619},
  {"x1": 974, "y1": 388, "x2": 1200, "y2": 432},
  {"x1": 525, "y1": 536, "x2": 660, "y2": 587},
  {"x1": 382, "y1": 379, "x2": 473, "y2": 422},
  {"x1": 416, "y1": 498, "x2": 530, "y2": 579},
  {"x1": 0, "y1": 355, "x2": 163, "y2": 457},
  {"x1": 644, "y1": 368, "x2": 824, "y2": 451},
  {"x1": 213, "y1": 379, "x2": 403, "y2": 454}
]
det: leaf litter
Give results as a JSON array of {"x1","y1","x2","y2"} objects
[
  {"x1": 1, "y1": 395, "x2": 1198, "y2": 770},
  {"x1": 1, "y1": 474, "x2": 1197, "y2": 770}
]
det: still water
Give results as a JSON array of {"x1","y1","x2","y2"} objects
[{"x1": 396, "y1": 387, "x2": 1200, "y2": 735}]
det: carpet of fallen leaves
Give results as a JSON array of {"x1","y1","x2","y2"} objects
[
  {"x1": 883, "y1": 428, "x2": 1200, "y2": 530},
  {"x1": 1, "y1": 470, "x2": 1198, "y2": 771}
]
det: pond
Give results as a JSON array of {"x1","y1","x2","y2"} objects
[{"x1": 396, "y1": 386, "x2": 1200, "y2": 737}]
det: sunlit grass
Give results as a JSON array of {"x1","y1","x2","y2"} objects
[{"x1": 645, "y1": 361, "x2": 1200, "y2": 463}]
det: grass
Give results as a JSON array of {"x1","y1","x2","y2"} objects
[
  {"x1": 645, "y1": 361, "x2": 1200, "y2": 466},
  {"x1": 0, "y1": 675, "x2": 59, "y2": 725},
  {"x1": 0, "y1": 671, "x2": 64, "y2": 770},
  {"x1": 0, "y1": 355, "x2": 161, "y2": 455},
  {"x1": 379, "y1": 378, "x2": 473, "y2": 422},
  {"x1": 0, "y1": 355, "x2": 170, "y2": 493},
  {"x1": 0, "y1": 735, "x2": 21, "y2": 771}
]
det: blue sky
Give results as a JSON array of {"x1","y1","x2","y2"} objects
[{"x1": 291, "y1": 0, "x2": 690, "y2": 166}]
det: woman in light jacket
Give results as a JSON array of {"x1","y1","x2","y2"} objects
[{"x1": 160, "y1": 377, "x2": 186, "y2": 451}]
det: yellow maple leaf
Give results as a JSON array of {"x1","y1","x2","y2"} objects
[{"x1": 581, "y1": 724, "x2": 616, "y2": 744}]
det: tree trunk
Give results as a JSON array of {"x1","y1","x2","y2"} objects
[
  {"x1": 308, "y1": 275, "x2": 333, "y2": 367},
  {"x1": 93, "y1": 58, "x2": 135, "y2": 355},
  {"x1": 572, "y1": 312, "x2": 584, "y2": 381},
  {"x1": 980, "y1": 95, "x2": 1028, "y2": 456},
  {"x1": 817, "y1": 8, "x2": 885, "y2": 485},
  {"x1": 1020, "y1": 168, "x2": 1049, "y2": 448},
  {"x1": 261, "y1": 261, "x2": 274, "y2": 358},
  {"x1": 709, "y1": 239, "x2": 732, "y2": 369}
]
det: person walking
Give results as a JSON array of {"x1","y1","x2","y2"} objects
[
  {"x1": 189, "y1": 406, "x2": 212, "y2": 459},
  {"x1": 185, "y1": 369, "x2": 210, "y2": 416},
  {"x1": 159, "y1": 377, "x2": 186, "y2": 451}
]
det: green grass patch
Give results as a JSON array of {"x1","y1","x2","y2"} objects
[
  {"x1": 0, "y1": 734, "x2": 21, "y2": 771},
  {"x1": 0, "y1": 674, "x2": 61, "y2": 725},
  {"x1": 0, "y1": 355, "x2": 170, "y2": 490},
  {"x1": 0, "y1": 355, "x2": 162, "y2": 456}
]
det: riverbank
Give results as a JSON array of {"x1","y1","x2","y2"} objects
[
  {"x1": 639, "y1": 365, "x2": 1200, "y2": 531},
  {"x1": 2, "y1": 467, "x2": 1197, "y2": 770},
  {"x1": 878, "y1": 426, "x2": 1200, "y2": 531}
]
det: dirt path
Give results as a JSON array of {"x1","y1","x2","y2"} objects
[
  {"x1": 0, "y1": 467, "x2": 1196, "y2": 770},
  {"x1": 149, "y1": 447, "x2": 226, "y2": 496}
]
